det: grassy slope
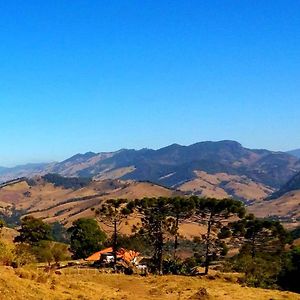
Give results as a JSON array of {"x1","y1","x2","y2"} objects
[
  {"x1": 178, "y1": 171, "x2": 274, "y2": 201},
  {"x1": 0, "y1": 179, "x2": 178, "y2": 227},
  {"x1": 248, "y1": 190, "x2": 300, "y2": 228},
  {"x1": 0, "y1": 267, "x2": 299, "y2": 300}
]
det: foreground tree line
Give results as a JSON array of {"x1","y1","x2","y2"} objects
[{"x1": 0, "y1": 196, "x2": 300, "y2": 293}]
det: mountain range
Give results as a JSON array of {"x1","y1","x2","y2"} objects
[
  {"x1": 1, "y1": 140, "x2": 300, "y2": 202},
  {"x1": 1, "y1": 140, "x2": 300, "y2": 228}
]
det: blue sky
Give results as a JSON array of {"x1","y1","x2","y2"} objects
[{"x1": 0, "y1": 1, "x2": 299, "y2": 166}]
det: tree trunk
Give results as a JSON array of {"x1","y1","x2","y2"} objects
[
  {"x1": 204, "y1": 214, "x2": 212, "y2": 275},
  {"x1": 155, "y1": 220, "x2": 164, "y2": 275},
  {"x1": 113, "y1": 219, "x2": 117, "y2": 266},
  {"x1": 173, "y1": 215, "x2": 179, "y2": 259},
  {"x1": 251, "y1": 235, "x2": 256, "y2": 259},
  {"x1": 158, "y1": 231, "x2": 163, "y2": 275}
]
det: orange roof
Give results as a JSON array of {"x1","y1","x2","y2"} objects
[
  {"x1": 85, "y1": 247, "x2": 113, "y2": 261},
  {"x1": 117, "y1": 248, "x2": 140, "y2": 263},
  {"x1": 85, "y1": 247, "x2": 140, "y2": 262}
]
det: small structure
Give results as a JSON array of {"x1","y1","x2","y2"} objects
[
  {"x1": 86, "y1": 247, "x2": 114, "y2": 263},
  {"x1": 86, "y1": 247, "x2": 147, "y2": 275}
]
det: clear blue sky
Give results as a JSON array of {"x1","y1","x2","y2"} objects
[{"x1": 1, "y1": 1, "x2": 299, "y2": 166}]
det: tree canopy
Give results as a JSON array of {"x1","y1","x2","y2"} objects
[
  {"x1": 14, "y1": 216, "x2": 53, "y2": 245},
  {"x1": 68, "y1": 218, "x2": 106, "y2": 259}
]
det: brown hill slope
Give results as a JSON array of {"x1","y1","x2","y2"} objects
[
  {"x1": 248, "y1": 190, "x2": 300, "y2": 228},
  {"x1": 178, "y1": 171, "x2": 273, "y2": 201},
  {"x1": 0, "y1": 177, "x2": 179, "y2": 227},
  {"x1": 248, "y1": 171, "x2": 300, "y2": 228}
]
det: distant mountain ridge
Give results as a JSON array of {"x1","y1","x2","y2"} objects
[
  {"x1": 0, "y1": 163, "x2": 50, "y2": 181},
  {"x1": 1, "y1": 141, "x2": 300, "y2": 199},
  {"x1": 287, "y1": 149, "x2": 300, "y2": 158}
]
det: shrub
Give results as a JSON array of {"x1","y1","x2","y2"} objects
[
  {"x1": 231, "y1": 253, "x2": 282, "y2": 288},
  {"x1": 32, "y1": 241, "x2": 70, "y2": 264},
  {"x1": 0, "y1": 241, "x2": 14, "y2": 265},
  {"x1": 13, "y1": 243, "x2": 36, "y2": 267}
]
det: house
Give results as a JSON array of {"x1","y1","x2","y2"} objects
[{"x1": 85, "y1": 247, "x2": 140, "y2": 265}]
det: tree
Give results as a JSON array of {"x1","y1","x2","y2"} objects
[
  {"x1": 95, "y1": 199, "x2": 130, "y2": 265},
  {"x1": 14, "y1": 216, "x2": 52, "y2": 245},
  {"x1": 169, "y1": 197, "x2": 195, "y2": 258},
  {"x1": 232, "y1": 251, "x2": 283, "y2": 288},
  {"x1": 193, "y1": 197, "x2": 245, "y2": 274},
  {"x1": 128, "y1": 197, "x2": 176, "y2": 274},
  {"x1": 278, "y1": 246, "x2": 300, "y2": 293},
  {"x1": 231, "y1": 215, "x2": 288, "y2": 258},
  {"x1": 51, "y1": 221, "x2": 69, "y2": 243},
  {"x1": 229, "y1": 215, "x2": 289, "y2": 288},
  {"x1": 32, "y1": 241, "x2": 70, "y2": 265},
  {"x1": 68, "y1": 218, "x2": 106, "y2": 259}
]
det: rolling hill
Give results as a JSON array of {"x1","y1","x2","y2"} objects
[
  {"x1": 1, "y1": 141, "x2": 299, "y2": 201},
  {"x1": 0, "y1": 175, "x2": 180, "y2": 227},
  {"x1": 1, "y1": 171, "x2": 300, "y2": 230},
  {"x1": 248, "y1": 171, "x2": 300, "y2": 228}
]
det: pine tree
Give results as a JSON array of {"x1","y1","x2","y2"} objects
[
  {"x1": 193, "y1": 197, "x2": 245, "y2": 274},
  {"x1": 95, "y1": 199, "x2": 131, "y2": 265},
  {"x1": 129, "y1": 197, "x2": 175, "y2": 274}
]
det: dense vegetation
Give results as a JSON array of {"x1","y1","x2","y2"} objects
[
  {"x1": 42, "y1": 173, "x2": 92, "y2": 189},
  {"x1": 0, "y1": 206, "x2": 25, "y2": 227}
]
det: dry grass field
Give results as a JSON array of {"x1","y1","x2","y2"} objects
[
  {"x1": 0, "y1": 178, "x2": 178, "y2": 227},
  {"x1": 0, "y1": 266, "x2": 299, "y2": 300},
  {"x1": 248, "y1": 190, "x2": 300, "y2": 228},
  {"x1": 178, "y1": 171, "x2": 273, "y2": 201},
  {"x1": 1, "y1": 176, "x2": 299, "y2": 231}
]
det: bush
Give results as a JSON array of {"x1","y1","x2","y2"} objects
[
  {"x1": 163, "y1": 258, "x2": 184, "y2": 275},
  {"x1": 0, "y1": 241, "x2": 14, "y2": 265},
  {"x1": 0, "y1": 241, "x2": 35, "y2": 267},
  {"x1": 230, "y1": 253, "x2": 282, "y2": 288},
  {"x1": 32, "y1": 241, "x2": 70, "y2": 264},
  {"x1": 13, "y1": 243, "x2": 36, "y2": 267}
]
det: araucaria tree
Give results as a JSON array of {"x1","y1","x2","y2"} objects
[
  {"x1": 129, "y1": 197, "x2": 176, "y2": 274},
  {"x1": 193, "y1": 197, "x2": 245, "y2": 274},
  {"x1": 231, "y1": 215, "x2": 288, "y2": 258},
  {"x1": 95, "y1": 199, "x2": 131, "y2": 265},
  {"x1": 229, "y1": 215, "x2": 289, "y2": 288},
  {"x1": 169, "y1": 197, "x2": 195, "y2": 258}
]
